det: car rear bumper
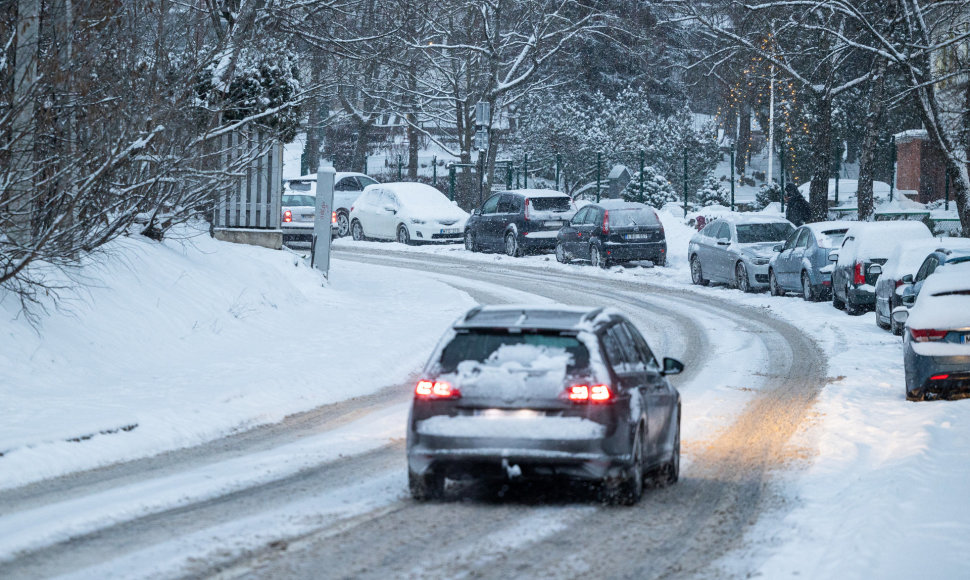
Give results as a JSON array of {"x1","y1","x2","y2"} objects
[
  {"x1": 603, "y1": 241, "x2": 667, "y2": 263},
  {"x1": 519, "y1": 230, "x2": 560, "y2": 249},
  {"x1": 906, "y1": 350, "x2": 970, "y2": 399},
  {"x1": 848, "y1": 286, "x2": 876, "y2": 305}
]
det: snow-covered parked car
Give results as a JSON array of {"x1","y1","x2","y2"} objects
[
  {"x1": 893, "y1": 270, "x2": 970, "y2": 401},
  {"x1": 464, "y1": 189, "x2": 576, "y2": 256},
  {"x1": 829, "y1": 221, "x2": 932, "y2": 315},
  {"x1": 406, "y1": 305, "x2": 683, "y2": 504},
  {"x1": 768, "y1": 221, "x2": 848, "y2": 301},
  {"x1": 349, "y1": 182, "x2": 468, "y2": 244},
  {"x1": 284, "y1": 172, "x2": 379, "y2": 237},
  {"x1": 688, "y1": 214, "x2": 795, "y2": 292}
]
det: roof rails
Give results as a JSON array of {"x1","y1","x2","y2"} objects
[
  {"x1": 580, "y1": 307, "x2": 605, "y2": 324},
  {"x1": 463, "y1": 306, "x2": 483, "y2": 321}
]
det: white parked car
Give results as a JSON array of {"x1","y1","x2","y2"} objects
[
  {"x1": 349, "y1": 182, "x2": 469, "y2": 245},
  {"x1": 283, "y1": 172, "x2": 379, "y2": 237}
]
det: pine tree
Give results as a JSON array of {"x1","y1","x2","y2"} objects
[
  {"x1": 694, "y1": 175, "x2": 730, "y2": 207},
  {"x1": 622, "y1": 166, "x2": 678, "y2": 209},
  {"x1": 756, "y1": 183, "x2": 783, "y2": 209}
]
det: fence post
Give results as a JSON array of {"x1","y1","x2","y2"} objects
[
  {"x1": 397, "y1": 155, "x2": 402, "y2": 180},
  {"x1": 730, "y1": 144, "x2": 736, "y2": 212},
  {"x1": 478, "y1": 149, "x2": 485, "y2": 206},
  {"x1": 523, "y1": 153, "x2": 529, "y2": 189},
  {"x1": 682, "y1": 150, "x2": 688, "y2": 218},
  {"x1": 556, "y1": 154, "x2": 562, "y2": 191},
  {"x1": 507, "y1": 163, "x2": 513, "y2": 190},
  {"x1": 945, "y1": 170, "x2": 950, "y2": 211},
  {"x1": 638, "y1": 149, "x2": 645, "y2": 204},
  {"x1": 889, "y1": 135, "x2": 896, "y2": 202},
  {"x1": 833, "y1": 155, "x2": 839, "y2": 205},
  {"x1": 780, "y1": 153, "x2": 786, "y2": 213},
  {"x1": 449, "y1": 164, "x2": 456, "y2": 201},
  {"x1": 596, "y1": 152, "x2": 602, "y2": 203},
  {"x1": 432, "y1": 155, "x2": 437, "y2": 185}
]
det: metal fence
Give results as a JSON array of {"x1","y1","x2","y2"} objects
[{"x1": 213, "y1": 129, "x2": 282, "y2": 229}]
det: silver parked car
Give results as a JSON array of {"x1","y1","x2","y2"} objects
[
  {"x1": 893, "y1": 270, "x2": 970, "y2": 401},
  {"x1": 689, "y1": 215, "x2": 795, "y2": 292},
  {"x1": 768, "y1": 221, "x2": 848, "y2": 301}
]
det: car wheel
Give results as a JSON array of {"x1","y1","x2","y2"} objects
[
  {"x1": 590, "y1": 244, "x2": 608, "y2": 269},
  {"x1": 409, "y1": 468, "x2": 444, "y2": 501},
  {"x1": 602, "y1": 428, "x2": 643, "y2": 505},
  {"x1": 891, "y1": 314, "x2": 903, "y2": 336},
  {"x1": 555, "y1": 241, "x2": 570, "y2": 264},
  {"x1": 464, "y1": 229, "x2": 478, "y2": 252},
  {"x1": 832, "y1": 286, "x2": 845, "y2": 310},
  {"x1": 769, "y1": 269, "x2": 784, "y2": 296},
  {"x1": 845, "y1": 289, "x2": 862, "y2": 315},
  {"x1": 504, "y1": 232, "x2": 521, "y2": 257},
  {"x1": 335, "y1": 211, "x2": 350, "y2": 237},
  {"x1": 654, "y1": 406, "x2": 681, "y2": 487},
  {"x1": 690, "y1": 255, "x2": 708, "y2": 286},
  {"x1": 653, "y1": 255, "x2": 666, "y2": 267},
  {"x1": 736, "y1": 262, "x2": 752, "y2": 293},
  {"x1": 350, "y1": 219, "x2": 365, "y2": 241},
  {"x1": 397, "y1": 224, "x2": 412, "y2": 245},
  {"x1": 802, "y1": 272, "x2": 817, "y2": 302}
]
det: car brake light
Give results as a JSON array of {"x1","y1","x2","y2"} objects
[
  {"x1": 654, "y1": 211, "x2": 665, "y2": 236},
  {"x1": 895, "y1": 280, "x2": 905, "y2": 289},
  {"x1": 910, "y1": 328, "x2": 948, "y2": 342},
  {"x1": 332, "y1": 211, "x2": 337, "y2": 224},
  {"x1": 853, "y1": 262, "x2": 865, "y2": 285},
  {"x1": 524, "y1": 198, "x2": 531, "y2": 221},
  {"x1": 602, "y1": 210, "x2": 610, "y2": 235},
  {"x1": 283, "y1": 210, "x2": 292, "y2": 223},
  {"x1": 563, "y1": 384, "x2": 612, "y2": 403},
  {"x1": 930, "y1": 374, "x2": 950, "y2": 381},
  {"x1": 415, "y1": 380, "x2": 461, "y2": 400}
]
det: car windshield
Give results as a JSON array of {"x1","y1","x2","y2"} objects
[
  {"x1": 281, "y1": 195, "x2": 315, "y2": 206},
  {"x1": 439, "y1": 330, "x2": 589, "y2": 374},
  {"x1": 287, "y1": 181, "x2": 313, "y2": 192},
  {"x1": 736, "y1": 222, "x2": 794, "y2": 243},
  {"x1": 816, "y1": 229, "x2": 847, "y2": 249},
  {"x1": 608, "y1": 208, "x2": 659, "y2": 227},
  {"x1": 530, "y1": 197, "x2": 571, "y2": 212}
]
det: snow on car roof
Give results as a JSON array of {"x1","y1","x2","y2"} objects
[
  {"x1": 803, "y1": 221, "x2": 849, "y2": 235},
  {"x1": 289, "y1": 171, "x2": 372, "y2": 182},
  {"x1": 843, "y1": 221, "x2": 932, "y2": 259},
  {"x1": 882, "y1": 239, "x2": 953, "y2": 279},
  {"x1": 593, "y1": 199, "x2": 650, "y2": 210},
  {"x1": 907, "y1": 268, "x2": 970, "y2": 329},
  {"x1": 715, "y1": 213, "x2": 792, "y2": 225},
  {"x1": 456, "y1": 305, "x2": 611, "y2": 331},
  {"x1": 496, "y1": 188, "x2": 570, "y2": 199}
]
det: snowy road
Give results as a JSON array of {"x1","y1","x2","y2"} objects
[{"x1": 0, "y1": 247, "x2": 826, "y2": 579}]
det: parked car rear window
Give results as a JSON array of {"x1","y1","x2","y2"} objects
[
  {"x1": 816, "y1": 229, "x2": 847, "y2": 248},
  {"x1": 282, "y1": 195, "x2": 315, "y2": 206},
  {"x1": 607, "y1": 208, "x2": 659, "y2": 227},
  {"x1": 439, "y1": 330, "x2": 590, "y2": 374},
  {"x1": 288, "y1": 181, "x2": 313, "y2": 192},
  {"x1": 530, "y1": 197, "x2": 571, "y2": 212},
  {"x1": 736, "y1": 222, "x2": 794, "y2": 243}
]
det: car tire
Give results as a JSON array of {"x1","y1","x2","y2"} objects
[
  {"x1": 690, "y1": 255, "x2": 709, "y2": 286},
  {"x1": 802, "y1": 272, "x2": 817, "y2": 302},
  {"x1": 769, "y1": 269, "x2": 784, "y2": 296},
  {"x1": 409, "y1": 468, "x2": 444, "y2": 501},
  {"x1": 351, "y1": 219, "x2": 365, "y2": 241},
  {"x1": 602, "y1": 428, "x2": 643, "y2": 506},
  {"x1": 555, "y1": 241, "x2": 570, "y2": 264},
  {"x1": 591, "y1": 244, "x2": 608, "y2": 269},
  {"x1": 335, "y1": 211, "x2": 350, "y2": 237},
  {"x1": 891, "y1": 314, "x2": 903, "y2": 336},
  {"x1": 736, "y1": 262, "x2": 752, "y2": 293},
  {"x1": 464, "y1": 229, "x2": 478, "y2": 252},
  {"x1": 832, "y1": 286, "x2": 846, "y2": 310},
  {"x1": 504, "y1": 232, "x2": 521, "y2": 257},
  {"x1": 397, "y1": 224, "x2": 412, "y2": 245},
  {"x1": 654, "y1": 406, "x2": 681, "y2": 487},
  {"x1": 845, "y1": 290, "x2": 862, "y2": 315},
  {"x1": 653, "y1": 255, "x2": 666, "y2": 267}
]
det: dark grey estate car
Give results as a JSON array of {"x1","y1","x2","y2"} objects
[
  {"x1": 555, "y1": 200, "x2": 667, "y2": 268},
  {"x1": 406, "y1": 305, "x2": 683, "y2": 505},
  {"x1": 464, "y1": 189, "x2": 576, "y2": 256}
]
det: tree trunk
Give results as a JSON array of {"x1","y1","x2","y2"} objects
[
  {"x1": 407, "y1": 113, "x2": 419, "y2": 179},
  {"x1": 8, "y1": 0, "x2": 41, "y2": 243},
  {"x1": 737, "y1": 108, "x2": 750, "y2": 175},
  {"x1": 856, "y1": 59, "x2": 888, "y2": 221},
  {"x1": 303, "y1": 58, "x2": 324, "y2": 175},
  {"x1": 350, "y1": 120, "x2": 372, "y2": 174},
  {"x1": 807, "y1": 93, "x2": 833, "y2": 222}
]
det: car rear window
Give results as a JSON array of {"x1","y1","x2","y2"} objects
[
  {"x1": 736, "y1": 222, "x2": 794, "y2": 243},
  {"x1": 816, "y1": 229, "x2": 847, "y2": 249},
  {"x1": 530, "y1": 197, "x2": 571, "y2": 212},
  {"x1": 287, "y1": 181, "x2": 313, "y2": 192},
  {"x1": 439, "y1": 330, "x2": 589, "y2": 374},
  {"x1": 282, "y1": 195, "x2": 315, "y2": 206},
  {"x1": 607, "y1": 208, "x2": 659, "y2": 227}
]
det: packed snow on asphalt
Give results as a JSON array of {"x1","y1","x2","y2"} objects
[{"x1": 1, "y1": 215, "x2": 968, "y2": 579}]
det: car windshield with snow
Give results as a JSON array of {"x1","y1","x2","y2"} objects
[{"x1": 406, "y1": 305, "x2": 683, "y2": 505}]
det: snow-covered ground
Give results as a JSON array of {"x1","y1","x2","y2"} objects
[{"x1": 2, "y1": 211, "x2": 969, "y2": 578}]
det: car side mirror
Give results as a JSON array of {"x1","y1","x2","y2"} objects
[
  {"x1": 383, "y1": 205, "x2": 397, "y2": 214},
  {"x1": 717, "y1": 240, "x2": 730, "y2": 246},
  {"x1": 892, "y1": 306, "x2": 909, "y2": 324},
  {"x1": 902, "y1": 293, "x2": 916, "y2": 307},
  {"x1": 868, "y1": 264, "x2": 882, "y2": 276},
  {"x1": 901, "y1": 274, "x2": 914, "y2": 284},
  {"x1": 661, "y1": 357, "x2": 684, "y2": 376},
  {"x1": 773, "y1": 244, "x2": 783, "y2": 252},
  {"x1": 471, "y1": 208, "x2": 480, "y2": 215},
  {"x1": 828, "y1": 250, "x2": 839, "y2": 262}
]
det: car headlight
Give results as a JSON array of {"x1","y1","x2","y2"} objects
[
  {"x1": 752, "y1": 257, "x2": 770, "y2": 266},
  {"x1": 410, "y1": 218, "x2": 426, "y2": 225}
]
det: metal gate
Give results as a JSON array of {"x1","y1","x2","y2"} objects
[{"x1": 213, "y1": 129, "x2": 282, "y2": 230}]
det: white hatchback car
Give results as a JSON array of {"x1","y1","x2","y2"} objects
[{"x1": 350, "y1": 182, "x2": 469, "y2": 244}]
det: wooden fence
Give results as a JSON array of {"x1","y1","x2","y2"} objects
[{"x1": 213, "y1": 130, "x2": 282, "y2": 230}]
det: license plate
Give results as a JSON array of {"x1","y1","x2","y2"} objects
[
  {"x1": 626, "y1": 233, "x2": 652, "y2": 240},
  {"x1": 478, "y1": 409, "x2": 541, "y2": 418},
  {"x1": 962, "y1": 333, "x2": 970, "y2": 344},
  {"x1": 440, "y1": 228, "x2": 460, "y2": 234},
  {"x1": 301, "y1": 214, "x2": 314, "y2": 219},
  {"x1": 544, "y1": 220, "x2": 565, "y2": 227}
]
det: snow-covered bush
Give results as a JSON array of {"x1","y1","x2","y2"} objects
[
  {"x1": 694, "y1": 176, "x2": 729, "y2": 207},
  {"x1": 622, "y1": 166, "x2": 678, "y2": 208},
  {"x1": 756, "y1": 183, "x2": 783, "y2": 209}
]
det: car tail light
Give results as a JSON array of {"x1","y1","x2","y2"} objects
[
  {"x1": 854, "y1": 263, "x2": 865, "y2": 285},
  {"x1": 910, "y1": 328, "x2": 948, "y2": 342},
  {"x1": 283, "y1": 210, "x2": 292, "y2": 223},
  {"x1": 332, "y1": 211, "x2": 337, "y2": 224},
  {"x1": 654, "y1": 211, "x2": 665, "y2": 236},
  {"x1": 602, "y1": 210, "x2": 610, "y2": 235},
  {"x1": 563, "y1": 384, "x2": 612, "y2": 403},
  {"x1": 930, "y1": 374, "x2": 950, "y2": 381},
  {"x1": 524, "y1": 198, "x2": 531, "y2": 221},
  {"x1": 415, "y1": 380, "x2": 461, "y2": 400},
  {"x1": 895, "y1": 279, "x2": 906, "y2": 289}
]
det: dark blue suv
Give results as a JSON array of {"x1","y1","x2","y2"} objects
[{"x1": 464, "y1": 189, "x2": 576, "y2": 256}]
